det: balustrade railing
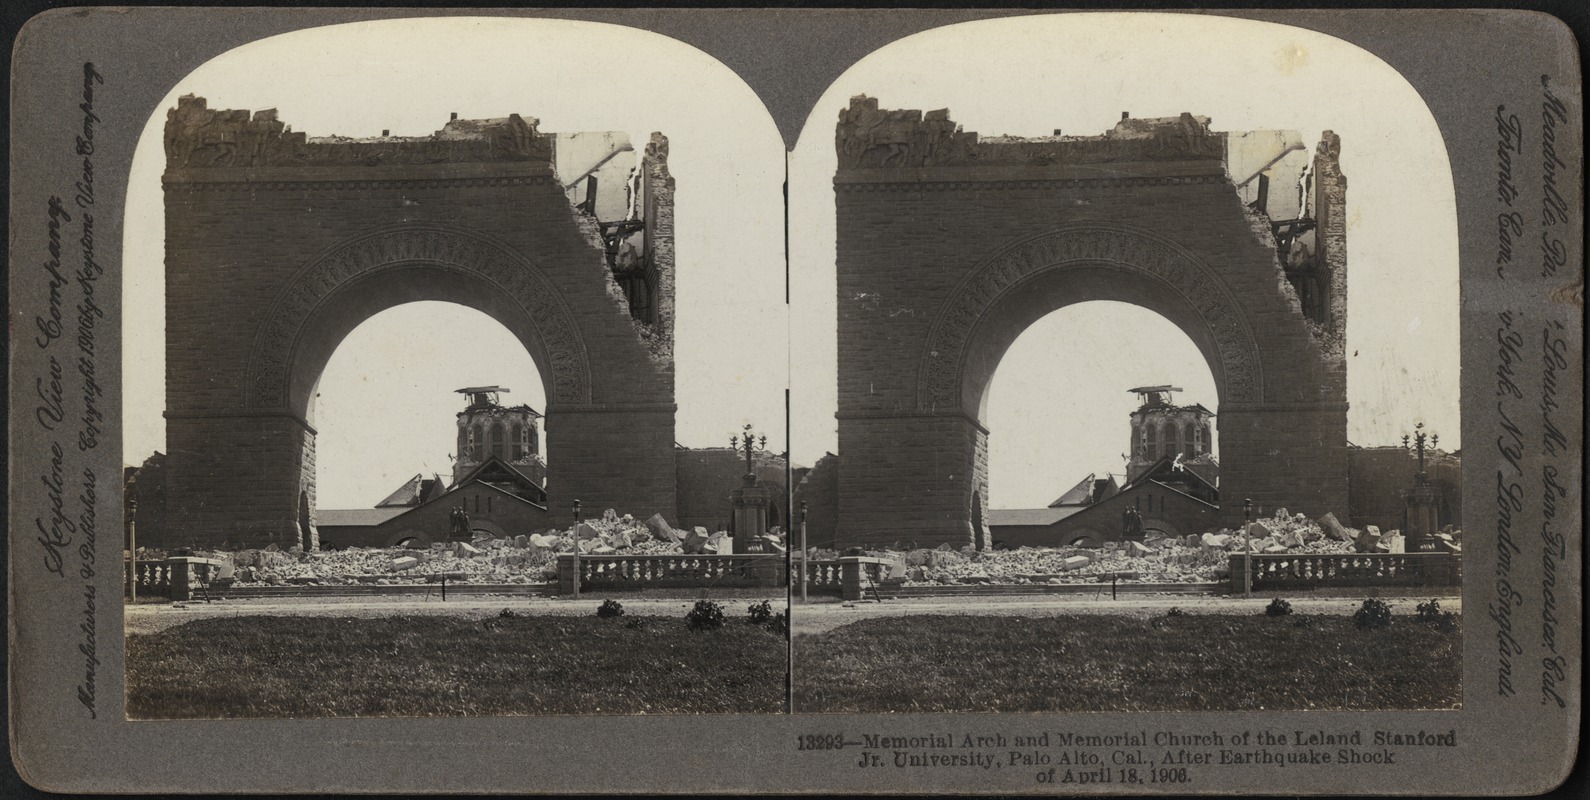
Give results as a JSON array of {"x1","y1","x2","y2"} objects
[
  {"x1": 134, "y1": 560, "x2": 174, "y2": 598},
  {"x1": 557, "y1": 553, "x2": 784, "y2": 592},
  {"x1": 1230, "y1": 552, "x2": 1462, "y2": 592}
]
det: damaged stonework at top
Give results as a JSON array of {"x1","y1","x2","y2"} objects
[
  {"x1": 164, "y1": 95, "x2": 552, "y2": 167},
  {"x1": 1228, "y1": 129, "x2": 1349, "y2": 358},
  {"x1": 835, "y1": 96, "x2": 1348, "y2": 358},
  {"x1": 551, "y1": 131, "x2": 675, "y2": 363}
]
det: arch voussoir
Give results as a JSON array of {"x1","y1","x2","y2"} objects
[{"x1": 915, "y1": 223, "x2": 1263, "y2": 412}]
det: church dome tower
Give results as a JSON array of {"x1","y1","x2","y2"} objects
[{"x1": 453, "y1": 386, "x2": 545, "y2": 487}]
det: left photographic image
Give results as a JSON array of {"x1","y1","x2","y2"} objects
[{"x1": 122, "y1": 17, "x2": 791, "y2": 718}]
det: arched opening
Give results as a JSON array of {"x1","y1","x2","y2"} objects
[
  {"x1": 984, "y1": 301, "x2": 1219, "y2": 514},
  {"x1": 313, "y1": 302, "x2": 545, "y2": 511}
]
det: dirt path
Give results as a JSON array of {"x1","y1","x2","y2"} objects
[
  {"x1": 791, "y1": 594, "x2": 1462, "y2": 635},
  {"x1": 126, "y1": 591, "x2": 1460, "y2": 637},
  {"x1": 125, "y1": 594, "x2": 783, "y2": 635}
]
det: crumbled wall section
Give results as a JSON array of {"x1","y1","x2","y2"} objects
[
  {"x1": 834, "y1": 99, "x2": 1351, "y2": 548},
  {"x1": 162, "y1": 97, "x2": 678, "y2": 547},
  {"x1": 1312, "y1": 131, "x2": 1349, "y2": 358},
  {"x1": 642, "y1": 133, "x2": 676, "y2": 363}
]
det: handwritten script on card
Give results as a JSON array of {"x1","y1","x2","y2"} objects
[
  {"x1": 1489, "y1": 74, "x2": 1577, "y2": 712},
  {"x1": 28, "y1": 62, "x2": 107, "y2": 719}
]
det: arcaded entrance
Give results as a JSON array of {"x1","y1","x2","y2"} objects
[
  {"x1": 833, "y1": 98, "x2": 1350, "y2": 548},
  {"x1": 162, "y1": 97, "x2": 678, "y2": 548}
]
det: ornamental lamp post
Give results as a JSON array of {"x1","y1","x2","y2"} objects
[
  {"x1": 733, "y1": 424, "x2": 768, "y2": 481},
  {"x1": 1243, "y1": 497, "x2": 1253, "y2": 598},
  {"x1": 1403, "y1": 423, "x2": 1442, "y2": 552},
  {"x1": 571, "y1": 499, "x2": 582, "y2": 600},
  {"x1": 799, "y1": 500, "x2": 809, "y2": 603},
  {"x1": 730, "y1": 424, "x2": 772, "y2": 557}
]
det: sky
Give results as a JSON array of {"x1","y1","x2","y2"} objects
[
  {"x1": 124, "y1": 13, "x2": 1461, "y2": 512},
  {"x1": 121, "y1": 18, "x2": 788, "y2": 508},
  {"x1": 786, "y1": 13, "x2": 1462, "y2": 508}
]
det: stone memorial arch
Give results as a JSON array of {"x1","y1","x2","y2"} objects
[
  {"x1": 163, "y1": 97, "x2": 677, "y2": 549},
  {"x1": 834, "y1": 97, "x2": 1350, "y2": 548}
]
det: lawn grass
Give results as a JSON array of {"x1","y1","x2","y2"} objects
[
  {"x1": 127, "y1": 614, "x2": 785, "y2": 718},
  {"x1": 794, "y1": 614, "x2": 1461, "y2": 713}
]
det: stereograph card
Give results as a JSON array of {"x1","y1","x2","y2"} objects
[{"x1": 6, "y1": 7, "x2": 1583, "y2": 795}]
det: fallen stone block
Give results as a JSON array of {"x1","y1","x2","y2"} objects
[
  {"x1": 1244, "y1": 522, "x2": 1269, "y2": 540},
  {"x1": 1318, "y1": 512, "x2": 1353, "y2": 542},
  {"x1": 514, "y1": 535, "x2": 528, "y2": 548},
  {"x1": 575, "y1": 523, "x2": 601, "y2": 540},
  {"x1": 1262, "y1": 545, "x2": 1289, "y2": 554},
  {"x1": 683, "y1": 530, "x2": 710, "y2": 555},
  {"x1": 1200, "y1": 533, "x2": 1231, "y2": 550},
  {"x1": 1354, "y1": 528, "x2": 1380, "y2": 553},
  {"x1": 646, "y1": 513, "x2": 680, "y2": 543},
  {"x1": 1125, "y1": 541, "x2": 1154, "y2": 558},
  {"x1": 454, "y1": 542, "x2": 482, "y2": 558},
  {"x1": 391, "y1": 556, "x2": 420, "y2": 571},
  {"x1": 593, "y1": 545, "x2": 616, "y2": 555},
  {"x1": 1061, "y1": 556, "x2": 1091, "y2": 571},
  {"x1": 1383, "y1": 532, "x2": 1406, "y2": 554}
]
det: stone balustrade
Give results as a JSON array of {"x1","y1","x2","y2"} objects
[
  {"x1": 1229, "y1": 552, "x2": 1462, "y2": 592},
  {"x1": 556, "y1": 553, "x2": 784, "y2": 593}
]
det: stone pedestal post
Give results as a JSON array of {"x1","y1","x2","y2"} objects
[
  {"x1": 1405, "y1": 480, "x2": 1443, "y2": 552},
  {"x1": 731, "y1": 474, "x2": 770, "y2": 554}
]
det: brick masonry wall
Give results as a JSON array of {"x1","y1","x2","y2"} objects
[
  {"x1": 792, "y1": 453, "x2": 839, "y2": 549},
  {"x1": 1348, "y1": 447, "x2": 1462, "y2": 532},
  {"x1": 836, "y1": 155, "x2": 1349, "y2": 547},
  {"x1": 836, "y1": 413, "x2": 984, "y2": 549},
  {"x1": 164, "y1": 110, "x2": 677, "y2": 547},
  {"x1": 674, "y1": 448, "x2": 787, "y2": 533}
]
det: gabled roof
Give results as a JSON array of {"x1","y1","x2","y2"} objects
[
  {"x1": 989, "y1": 507, "x2": 1086, "y2": 528},
  {"x1": 451, "y1": 455, "x2": 546, "y2": 502},
  {"x1": 1142, "y1": 479, "x2": 1220, "y2": 510},
  {"x1": 376, "y1": 474, "x2": 426, "y2": 508},
  {"x1": 1048, "y1": 475, "x2": 1098, "y2": 508},
  {"x1": 1125, "y1": 454, "x2": 1219, "y2": 495},
  {"x1": 316, "y1": 507, "x2": 410, "y2": 528}
]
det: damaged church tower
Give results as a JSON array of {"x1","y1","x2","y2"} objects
[{"x1": 453, "y1": 387, "x2": 545, "y2": 487}]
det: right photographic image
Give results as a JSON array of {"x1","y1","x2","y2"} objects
[{"x1": 788, "y1": 13, "x2": 1462, "y2": 713}]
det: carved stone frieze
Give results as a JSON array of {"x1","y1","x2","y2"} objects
[
  {"x1": 246, "y1": 225, "x2": 591, "y2": 408},
  {"x1": 916, "y1": 224, "x2": 1263, "y2": 409}
]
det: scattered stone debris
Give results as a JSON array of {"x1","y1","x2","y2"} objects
[
  {"x1": 214, "y1": 511, "x2": 782, "y2": 587},
  {"x1": 805, "y1": 508, "x2": 1457, "y2": 587}
]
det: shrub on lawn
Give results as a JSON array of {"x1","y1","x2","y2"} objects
[
  {"x1": 1265, "y1": 598, "x2": 1293, "y2": 617},
  {"x1": 686, "y1": 600, "x2": 725, "y2": 631},
  {"x1": 747, "y1": 600, "x2": 773, "y2": 625},
  {"x1": 498, "y1": 608, "x2": 519, "y2": 618},
  {"x1": 1353, "y1": 598, "x2": 1393, "y2": 630},
  {"x1": 1416, "y1": 600, "x2": 1459, "y2": 632},
  {"x1": 623, "y1": 617, "x2": 646, "y2": 630},
  {"x1": 1165, "y1": 606, "x2": 1186, "y2": 617},
  {"x1": 766, "y1": 611, "x2": 789, "y2": 637},
  {"x1": 597, "y1": 599, "x2": 625, "y2": 619}
]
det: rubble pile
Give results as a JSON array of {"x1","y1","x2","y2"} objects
[
  {"x1": 822, "y1": 508, "x2": 1458, "y2": 588},
  {"x1": 214, "y1": 510, "x2": 786, "y2": 587}
]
